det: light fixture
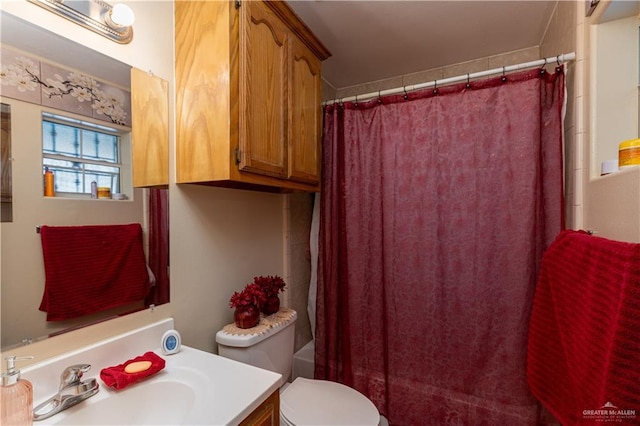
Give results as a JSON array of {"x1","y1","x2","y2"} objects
[
  {"x1": 26, "y1": 0, "x2": 135, "y2": 44},
  {"x1": 104, "y1": 3, "x2": 135, "y2": 29}
]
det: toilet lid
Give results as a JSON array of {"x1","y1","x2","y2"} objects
[{"x1": 280, "y1": 378, "x2": 379, "y2": 425}]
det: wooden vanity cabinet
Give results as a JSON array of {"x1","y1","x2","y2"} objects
[
  {"x1": 131, "y1": 67, "x2": 169, "y2": 187},
  {"x1": 175, "y1": 0, "x2": 330, "y2": 192},
  {"x1": 240, "y1": 389, "x2": 280, "y2": 426}
]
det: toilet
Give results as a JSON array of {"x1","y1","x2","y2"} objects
[{"x1": 215, "y1": 309, "x2": 380, "y2": 425}]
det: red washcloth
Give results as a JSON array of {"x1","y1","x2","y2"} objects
[
  {"x1": 100, "y1": 351, "x2": 166, "y2": 390},
  {"x1": 527, "y1": 230, "x2": 640, "y2": 425},
  {"x1": 39, "y1": 223, "x2": 151, "y2": 321}
]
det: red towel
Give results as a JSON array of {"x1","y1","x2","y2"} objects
[
  {"x1": 39, "y1": 223, "x2": 151, "y2": 321},
  {"x1": 100, "y1": 351, "x2": 166, "y2": 390},
  {"x1": 527, "y1": 230, "x2": 640, "y2": 425}
]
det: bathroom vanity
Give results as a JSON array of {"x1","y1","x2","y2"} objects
[{"x1": 19, "y1": 319, "x2": 281, "y2": 425}]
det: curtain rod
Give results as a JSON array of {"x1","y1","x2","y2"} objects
[{"x1": 324, "y1": 52, "x2": 576, "y2": 105}]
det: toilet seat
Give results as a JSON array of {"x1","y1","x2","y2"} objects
[{"x1": 280, "y1": 378, "x2": 380, "y2": 425}]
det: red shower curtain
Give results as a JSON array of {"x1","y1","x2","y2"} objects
[{"x1": 316, "y1": 68, "x2": 565, "y2": 425}]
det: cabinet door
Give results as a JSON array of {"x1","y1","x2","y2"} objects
[
  {"x1": 239, "y1": 389, "x2": 279, "y2": 426},
  {"x1": 239, "y1": 0, "x2": 289, "y2": 179},
  {"x1": 289, "y1": 37, "x2": 322, "y2": 184},
  {"x1": 131, "y1": 67, "x2": 169, "y2": 187}
]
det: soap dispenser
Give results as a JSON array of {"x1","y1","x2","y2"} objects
[{"x1": 1, "y1": 356, "x2": 34, "y2": 426}]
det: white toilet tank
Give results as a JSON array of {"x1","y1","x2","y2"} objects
[{"x1": 216, "y1": 309, "x2": 297, "y2": 388}]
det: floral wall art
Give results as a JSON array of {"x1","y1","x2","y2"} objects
[{"x1": 0, "y1": 46, "x2": 131, "y2": 127}]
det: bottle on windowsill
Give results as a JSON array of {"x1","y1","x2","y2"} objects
[{"x1": 43, "y1": 167, "x2": 54, "y2": 197}]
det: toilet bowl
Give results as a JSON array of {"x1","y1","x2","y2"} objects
[
  {"x1": 280, "y1": 377, "x2": 379, "y2": 425},
  {"x1": 215, "y1": 309, "x2": 380, "y2": 425}
]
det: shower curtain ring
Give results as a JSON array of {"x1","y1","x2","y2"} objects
[
  {"x1": 555, "y1": 55, "x2": 563, "y2": 73},
  {"x1": 540, "y1": 58, "x2": 547, "y2": 75},
  {"x1": 354, "y1": 94, "x2": 359, "y2": 108},
  {"x1": 432, "y1": 80, "x2": 438, "y2": 95},
  {"x1": 466, "y1": 74, "x2": 471, "y2": 89},
  {"x1": 403, "y1": 86, "x2": 409, "y2": 100},
  {"x1": 377, "y1": 91, "x2": 382, "y2": 104},
  {"x1": 501, "y1": 66, "x2": 507, "y2": 82}
]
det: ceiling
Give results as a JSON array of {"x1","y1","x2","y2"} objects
[
  {"x1": 287, "y1": 0, "x2": 559, "y2": 89},
  {"x1": 5, "y1": 1, "x2": 640, "y2": 93},
  {"x1": 4, "y1": 1, "x2": 561, "y2": 92}
]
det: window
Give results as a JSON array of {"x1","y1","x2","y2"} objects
[{"x1": 42, "y1": 113, "x2": 122, "y2": 195}]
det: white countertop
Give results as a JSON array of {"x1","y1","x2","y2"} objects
[{"x1": 20, "y1": 319, "x2": 281, "y2": 425}]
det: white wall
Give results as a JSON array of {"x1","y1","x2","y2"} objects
[
  {"x1": 583, "y1": 3, "x2": 640, "y2": 242},
  {"x1": 170, "y1": 185, "x2": 284, "y2": 353},
  {"x1": 585, "y1": 168, "x2": 640, "y2": 242},
  {"x1": 591, "y1": 15, "x2": 639, "y2": 175}
]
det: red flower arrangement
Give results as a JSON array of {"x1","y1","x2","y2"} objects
[
  {"x1": 253, "y1": 275, "x2": 286, "y2": 315},
  {"x1": 228, "y1": 276, "x2": 287, "y2": 328},
  {"x1": 228, "y1": 283, "x2": 266, "y2": 309},
  {"x1": 253, "y1": 275, "x2": 286, "y2": 298},
  {"x1": 229, "y1": 283, "x2": 266, "y2": 329}
]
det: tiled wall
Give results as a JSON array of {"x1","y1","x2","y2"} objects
[
  {"x1": 328, "y1": 46, "x2": 539, "y2": 101},
  {"x1": 540, "y1": 1, "x2": 581, "y2": 230}
]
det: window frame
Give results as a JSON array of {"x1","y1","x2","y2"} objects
[{"x1": 41, "y1": 112, "x2": 125, "y2": 197}]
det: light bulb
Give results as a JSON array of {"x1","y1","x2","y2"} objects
[{"x1": 107, "y1": 3, "x2": 135, "y2": 28}]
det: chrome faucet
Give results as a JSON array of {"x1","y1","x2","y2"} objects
[
  {"x1": 60, "y1": 364, "x2": 89, "y2": 390},
  {"x1": 33, "y1": 364, "x2": 99, "y2": 421}
]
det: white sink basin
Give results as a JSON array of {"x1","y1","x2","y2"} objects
[
  {"x1": 48, "y1": 380, "x2": 196, "y2": 425},
  {"x1": 22, "y1": 320, "x2": 281, "y2": 426}
]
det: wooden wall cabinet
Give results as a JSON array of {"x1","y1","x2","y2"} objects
[
  {"x1": 175, "y1": 0, "x2": 330, "y2": 192},
  {"x1": 131, "y1": 67, "x2": 170, "y2": 188}
]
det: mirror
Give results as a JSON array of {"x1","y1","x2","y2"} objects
[{"x1": 0, "y1": 12, "x2": 169, "y2": 350}]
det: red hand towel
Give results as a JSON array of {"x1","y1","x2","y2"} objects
[
  {"x1": 39, "y1": 223, "x2": 151, "y2": 321},
  {"x1": 100, "y1": 351, "x2": 166, "y2": 390}
]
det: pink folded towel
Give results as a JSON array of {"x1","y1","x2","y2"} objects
[{"x1": 100, "y1": 351, "x2": 165, "y2": 390}]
